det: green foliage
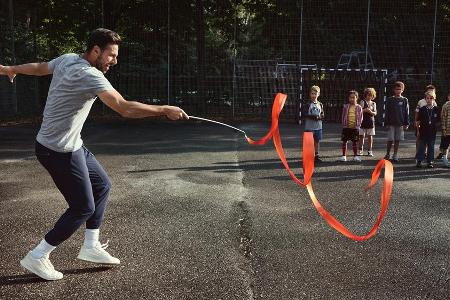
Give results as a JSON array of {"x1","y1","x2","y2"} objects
[{"x1": 1, "y1": 0, "x2": 449, "y2": 98}]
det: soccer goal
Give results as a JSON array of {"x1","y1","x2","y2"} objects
[
  {"x1": 299, "y1": 68, "x2": 388, "y2": 124},
  {"x1": 233, "y1": 60, "x2": 316, "y2": 119}
]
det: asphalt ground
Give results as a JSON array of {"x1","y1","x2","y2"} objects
[{"x1": 0, "y1": 120, "x2": 449, "y2": 300}]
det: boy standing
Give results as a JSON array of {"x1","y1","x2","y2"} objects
[
  {"x1": 415, "y1": 85, "x2": 437, "y2": 156},
  {"x1": 384, "y1": 81, "x2": 410, "y2": 162},
  {"x1": 302, "y1": 85, "x2": 324, "y2": 162},
  {"x1": 416, "y1": 91, "x2": 440, "y2": 168}
]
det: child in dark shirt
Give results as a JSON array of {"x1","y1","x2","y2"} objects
[{"x1": 416, "y1": 91, "x2": 441, "y2": 168}]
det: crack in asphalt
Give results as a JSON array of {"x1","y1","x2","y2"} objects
[{"x1": 233, "y1": 200, "x2": 255, "y2": 300}]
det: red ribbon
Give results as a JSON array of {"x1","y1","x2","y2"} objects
[{"x1": 246, "y1": 93, "x2": 394, "y2": 241}]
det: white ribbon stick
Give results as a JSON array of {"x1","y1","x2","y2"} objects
[{"x1": 189, "y1": 116, "x2": 247, "y2": 137}]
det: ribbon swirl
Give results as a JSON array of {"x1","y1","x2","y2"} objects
[{"x1": 245, "y1": 93, "x2": 394, "y2": 241}]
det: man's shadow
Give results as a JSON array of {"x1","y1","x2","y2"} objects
[{"x1": 0, "y1": 266, "x2": 112, "y2": 285}]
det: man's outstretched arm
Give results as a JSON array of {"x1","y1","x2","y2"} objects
[
  {"x1": 0, "y1": 63, "x2": 51, "y2": 83},
  {"x1": 98, "y1": 89, "x2": 189, "y2": 120}
]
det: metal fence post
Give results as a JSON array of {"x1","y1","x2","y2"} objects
[
  {"x1": 167, "y1": 0, "x2": 171, "y2": 105},
  {"x1": 9, "y1": 0, "x2": 17, "y2": 114},
  {"x1": 232, "y1": 0, "x2": 238, "y2": 119},
  {"x1": 365, "y1": 0, "x2": 371, "y2": 68},
  {"x1": 298, "y1": 0, "x2": 303, "y2": 67},
  {"x1": 430, "y1": 0, "x2": 438, "y2": 84}
]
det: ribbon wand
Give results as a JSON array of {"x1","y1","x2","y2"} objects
[{"x1": 188, "y1": 116, "x2": 248, "y2": 137}]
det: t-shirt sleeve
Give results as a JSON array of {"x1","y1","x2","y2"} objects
[
  {"x1": 83, "y1": 69, "x2": 114, "y2": 95},
  {"x1": 415, "y1": 99, "x2": 423, "y2": 112},
  {"x1": 359, "y1": 100, "x2": 367, "y2": 109},
  {"x1": 404, "y1": 98, "x2": 410, "y2": 125},
  {"x1": 47, "y1": 54, "x2": 72, "y2": 73}
]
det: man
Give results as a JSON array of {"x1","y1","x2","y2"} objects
[{"x1": 0, "y1": 28, "x2": 188, "y2": 281}]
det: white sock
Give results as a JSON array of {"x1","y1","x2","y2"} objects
[
  {"x1": 31, "y1": 239, "x2": 56, "y2": 259},
  {"x1": 84, "y1": 229, "x2": 100, "y2": 248}
]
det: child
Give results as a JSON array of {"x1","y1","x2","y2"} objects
[
  {"x1": 358, "y1": 88, "x2": 377, "y2": 156},
  {"x1": 415, "y1": 85, "x2": 437, "y2": 157},
  {"x1": 340, "y1": 90, "x2": 363, "y2": 162},
  {"x1": 384, "y1": 81, "x2": 410, "y2": 162},
  {"x1": 416, "y1": 91, "x2": 440, "y2": 168},
  {"x1": 440, "y1": 92, "x2": 450, "y2": 167},
  {"x1": 302, "y1": 85, "x2": 324, "y2": 162}
]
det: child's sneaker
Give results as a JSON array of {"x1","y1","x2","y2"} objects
[
  {"x1": 416, "y1": 161, "x2": 422, "y2": 168},
  {"x1": 339, "y1": 156, "x2": 347, "y2": 162},
  {"x1": 427, "y1": 162, "x2": 434, "y2": 168},
  {"x1": 354, "y1": 156, "x2": 361, "y2": 162},
  {"x1": 367, "y1": 150, "x2": 374, "y2": 157},
  {"x1": 358, "y1": 150, "x2": 363, "y2": 156},
  {"x1": 392, "y1": 154, "x2": 399, "y2": 162},
  {"x1": 443, "y1": 157, "x2": 449, "y2": 167},
  {"x1": 436, "y1": 153, "x2": 444, "y2": 160}
]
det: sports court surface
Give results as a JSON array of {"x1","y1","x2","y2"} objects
[{"x1": 1, "y1": 120, "x2": 449, "y2": 299}]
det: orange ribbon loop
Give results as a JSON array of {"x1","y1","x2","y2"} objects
[
  {"x1": 246, "y1": 93, "x2": 313, "y2": 186},
  {"x1": 246, "y1": 93, "x2": 394, "y2": 241}
]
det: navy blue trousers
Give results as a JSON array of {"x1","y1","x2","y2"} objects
[
  {"x1": 35, "y1": 142, "x2": 111, "y2": 246},
  {"x1": 416, "y1": 138, "x2": 436, "y2": 163}
]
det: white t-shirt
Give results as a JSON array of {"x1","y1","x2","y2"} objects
[
  {"x1": 36, "y1": 54, "x2": 114, "y2": 152},
  {"x1": 415, "y1": 98, "x2": 437, "y2": 112}
]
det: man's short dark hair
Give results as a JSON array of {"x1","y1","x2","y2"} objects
[{"x1": 86, "y1": 28, "x2": 121, "y2": 52}]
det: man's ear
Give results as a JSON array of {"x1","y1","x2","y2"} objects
[{"x1": 92, "y1": 45, "x2": 101, "y2": 57}]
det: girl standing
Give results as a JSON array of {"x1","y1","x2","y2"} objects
[
  {"x1": 340, "y1": 90, "x2": 363, "y2": 162},
  {"x1": 358, "y1": 88, "x2": 377, "y2": 156}
]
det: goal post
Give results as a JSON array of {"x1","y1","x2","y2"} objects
[{"x1": 299, "y1": 68, "x2": 388, "y2": 125}]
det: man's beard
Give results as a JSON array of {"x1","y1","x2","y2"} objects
[{"x1": 94, "y1": 58, "x2": 107, "y2": 73}]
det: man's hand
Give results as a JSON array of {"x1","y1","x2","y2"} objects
[
  {"x1": 0, "y1": 65, "x2": 16, "y2": 83},
  {"x1": 163, "y1": 105, "x2": 189, "y2": 120}
]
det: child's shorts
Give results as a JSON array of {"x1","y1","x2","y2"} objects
[
  {"x1": 359, "y1": 127, "x2": 375, "y2": 136},
  {"x1": 305, "y1": 129, "x2": 322, "y2": 142},
  {"x1": 341, "y1": 128, "x2": 359, "y2": 142},
  {"x1": 387, "y1": 126, "x2": 404, "y2": 141}
]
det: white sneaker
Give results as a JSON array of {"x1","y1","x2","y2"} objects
[
  {"x1": 20, "y1": 251, "x2": 63, "y2": 281},
  {"x1": 358, "y1": 150, "x2": 363, "y2": 156},
  {"x1": 77, "y1": 240, "x2": 120, "y2": 265},
  {"x1": 367, "y1": 150, "x2": 374, "y2": 157},
  {"x1": 339, "y1": 156, "x2": 347, "y2": 162},
  {"x1": 443, "y1": 157, "x2": 449, "y2": 167},
  {"x1": 354, "y1": 156, "x2": 362, "y2": 162}
]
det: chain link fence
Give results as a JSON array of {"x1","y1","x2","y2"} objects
[{"x1": 1, "y1": 0, "x2": 449, "y2": 121}]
